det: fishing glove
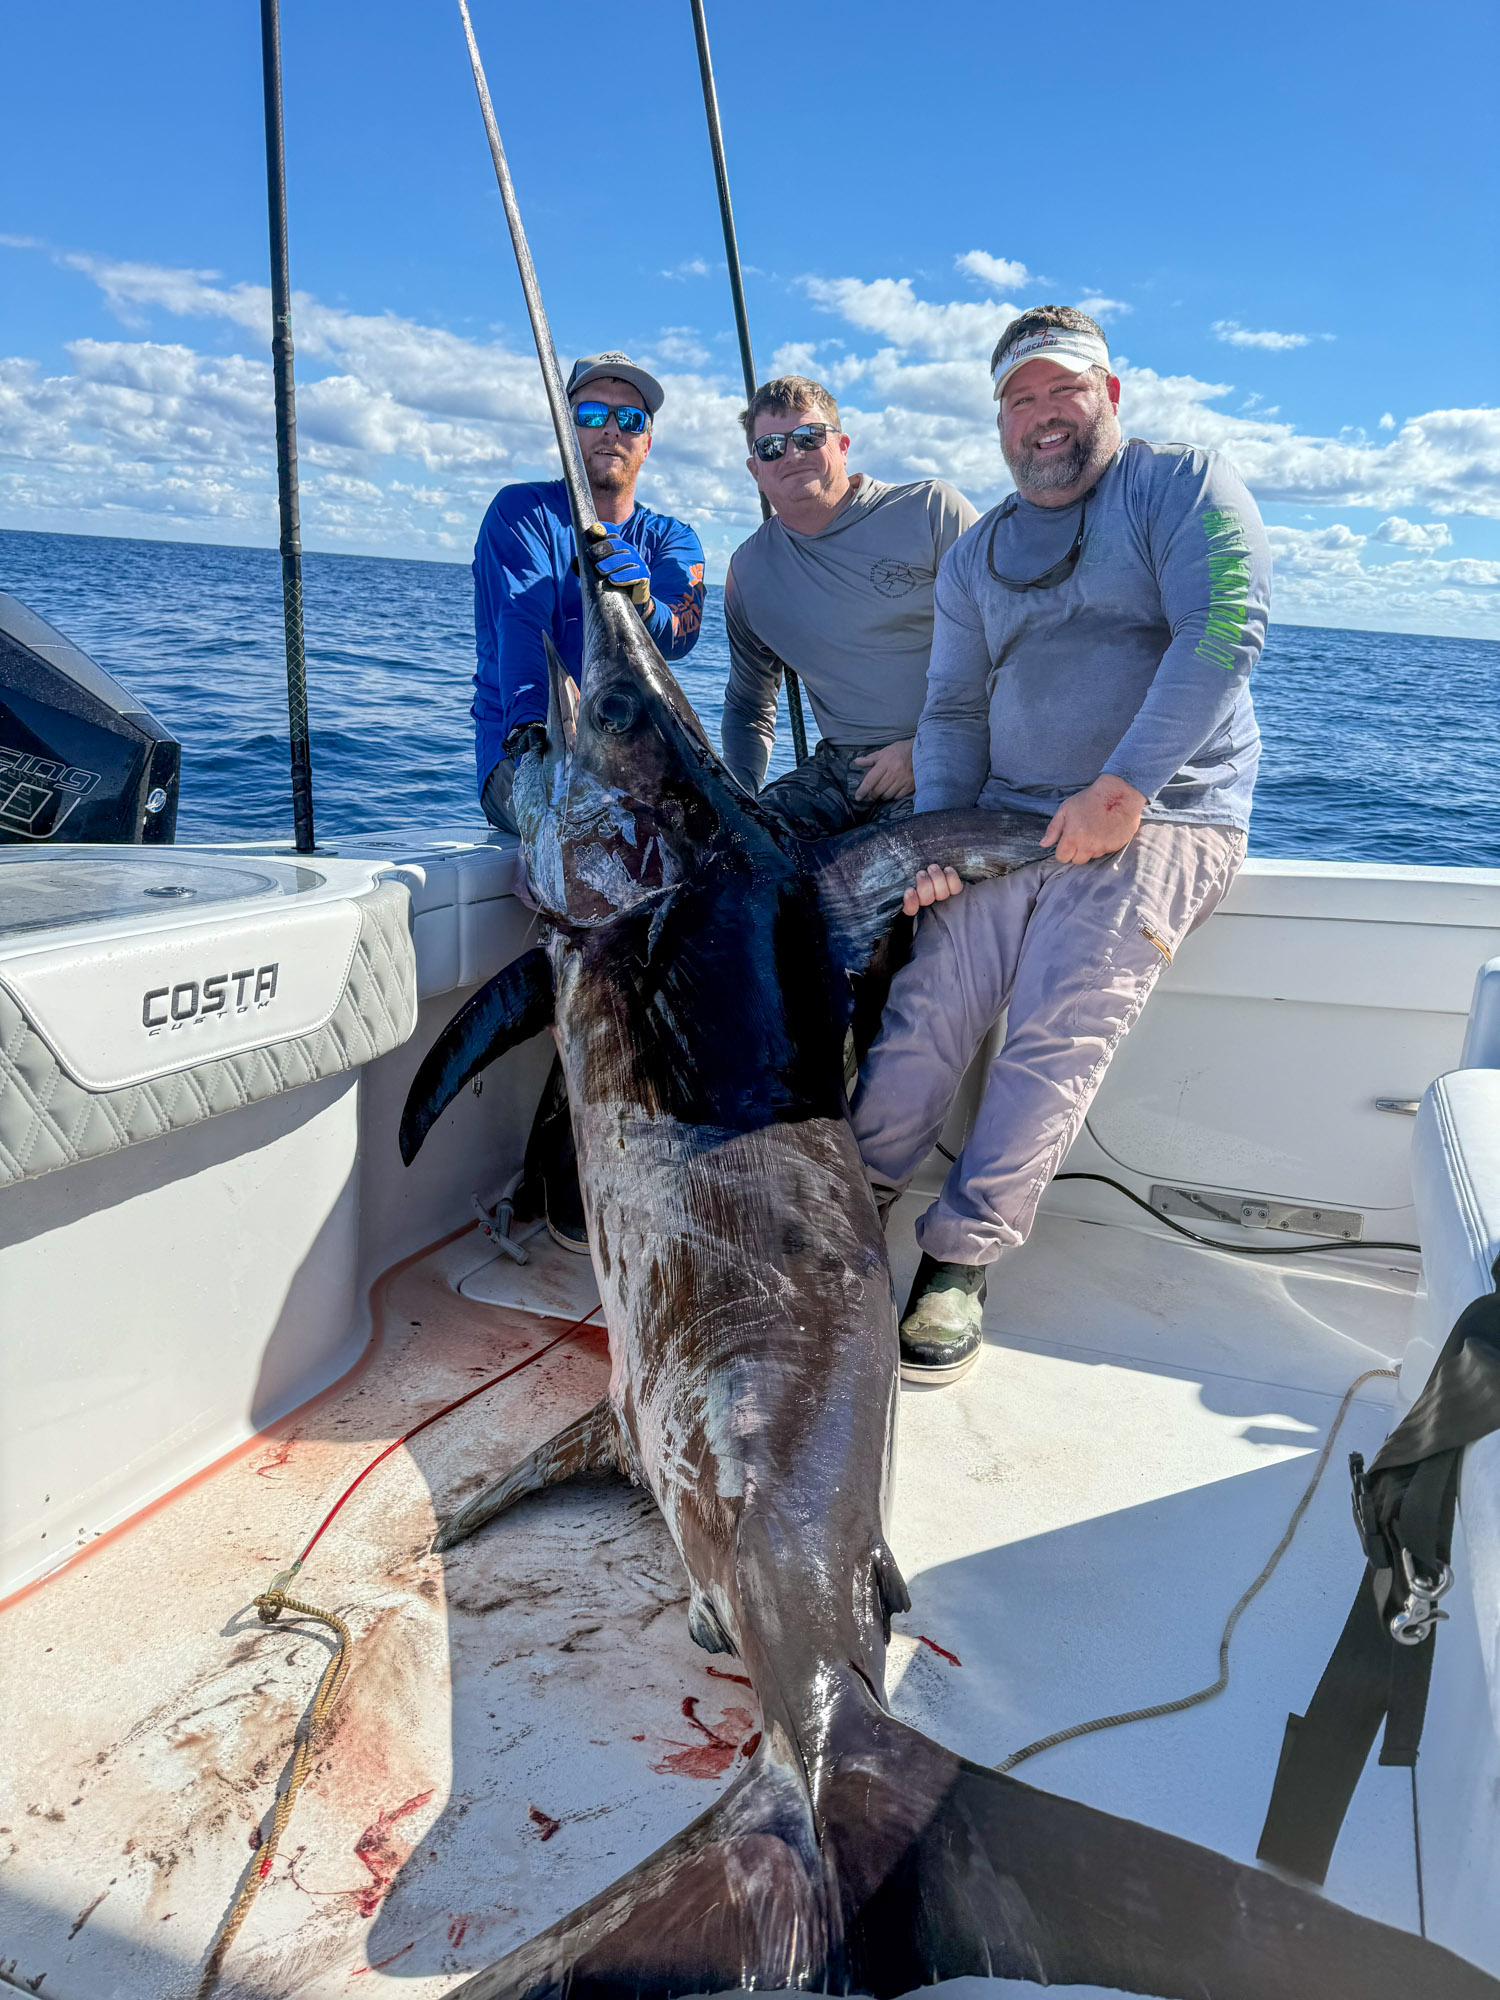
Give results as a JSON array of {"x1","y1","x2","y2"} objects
[
  {"x1": 582, "y1": 523, "x2": 653, "y2": 612},
  {"x1": 503, "y1": 720, "x2": 548, "y2": 763}
]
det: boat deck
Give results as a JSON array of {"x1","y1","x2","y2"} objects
[{"x1": 0, "y1": 1202, "x2": 1422, "y2": 1999}]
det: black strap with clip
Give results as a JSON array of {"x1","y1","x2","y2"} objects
[{"x1": 1257, "y1": 1280, "x2": 1500, "y2": 1884}]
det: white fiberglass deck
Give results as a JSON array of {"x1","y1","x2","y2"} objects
[{"x1": 0, "y1": 1199, "x2": 1420, "y2": 1998}]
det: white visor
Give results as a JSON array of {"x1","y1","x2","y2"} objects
[{"x1": 992, "y1": 327, "x2": 1111, "y2": 399}]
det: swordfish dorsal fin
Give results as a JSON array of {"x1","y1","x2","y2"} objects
[
  {"x1": 807, "y1": 805, "x2": 1050, "y2": 977},
  {"x1": 399, "y1": 945, "x2": 554, "y2": 1165}
]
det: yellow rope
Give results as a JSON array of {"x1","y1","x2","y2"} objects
[{"x1": 196, "y1": 1585, "x2": 351, "y2": 1999}]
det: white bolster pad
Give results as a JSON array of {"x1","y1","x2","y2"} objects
[
  {"x1": 0, "y1": 880, "x2": 416, "y2": 1191},
  {"x1": 1403, "y1": 1069, "x2": 1500, "y2": 1406},
  {"x1": 1461, "y1": 956, "x2": 1500, "y2": 1069}
]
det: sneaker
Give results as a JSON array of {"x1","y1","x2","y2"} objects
[
  {"x1": 547, "y1": 1213, "x2": 590, "y2": 1255},
  {"x1": 544, "y1": 1154, "x2": 591, "y2": 1256},
  {"x1": 898, "y1": 1254, "x2": 987, "y2": 1383}
]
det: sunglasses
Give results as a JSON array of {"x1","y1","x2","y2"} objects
[
  {"x1": 986, "y1": 494, "x2": 1090, "y2": 592},
  {"x1": 750, "y1": 422, "x2": 842, "y2": 462},
  {"x1": 574, "y1": 401, "x2": 651, "y2": 435}
]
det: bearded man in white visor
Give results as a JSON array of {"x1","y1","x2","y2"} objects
[{"x1": 851, "y1": 303, "x2": 1272, "y2": 1384}]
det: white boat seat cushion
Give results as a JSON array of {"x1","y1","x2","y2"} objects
[
  {"x1": 1462, "y1": 954, "x2": 1500, "y2": 1068},
  {"x1": 1404, "y1": 1068, "x2": 1500, "y2": 1407},
  {"x1": 0, "y1": 879, "x2": 416, "y2": 1191}
]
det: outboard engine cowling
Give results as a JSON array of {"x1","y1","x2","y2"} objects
[{"x1": 0, "y1": 591, "x2": 180, "y2": 844}]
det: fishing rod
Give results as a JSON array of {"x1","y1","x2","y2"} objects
[
  {"x1": 259, "y1": 0, "x2": 316, "y2": 853},
  {"x1": 456, "y1": 0, "x2": 597, "y2": 540},
  {"x1": 688, "y1": 0, "x2": 810, "y2": 767}
]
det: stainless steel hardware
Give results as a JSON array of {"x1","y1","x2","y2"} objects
[
  {"x1": 1374, "y1": 1098, "x2": 1421, "y2": 1116},
  {"x1": 1150, "y1": 1184, "x2": 1364, "y2": 1241},
  {"x1": 1388, "y1": 1547, "x2": 1452, "y2": 1647}
]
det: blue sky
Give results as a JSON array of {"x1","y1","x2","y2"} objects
[{"x1": 2, "y1": 0, "x2": 1497, "y2": 636}]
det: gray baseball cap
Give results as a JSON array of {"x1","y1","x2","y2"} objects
[{"x1": 566, "y1": 352, "x2": 665, "y2": 417}]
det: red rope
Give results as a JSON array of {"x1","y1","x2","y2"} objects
[{"x1": 294, "y1": 1303, "x2": 602, "y2": 1568}]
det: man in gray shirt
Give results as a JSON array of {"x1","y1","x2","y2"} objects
[
  {"x1": 722, "y1": 375, "x2": 977, "y2": 835},
  {"x1": 852, "y1": 305, "x2": 1271, "y2": 1384}
]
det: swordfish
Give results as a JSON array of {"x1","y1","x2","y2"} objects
[
  {"x1": 399, "y1": 13, "x2": 1495, "y2": 1991},
  {"x1": 400, "y1": 551, "x2": 1493, "y2": 2000}
]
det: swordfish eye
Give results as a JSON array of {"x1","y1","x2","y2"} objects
[{"x1": 591, "y1": 688, "x2": 641, "y2": 734}]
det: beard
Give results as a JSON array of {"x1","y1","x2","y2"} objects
[
  {"x1": 1003, "y1": 395, "x2": 1112, "y2": 495},
  {"x1": 586, "y1": 450, "x2": 636, "y2": 494}
]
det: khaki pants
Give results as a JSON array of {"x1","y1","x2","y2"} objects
[{"x1": 850, "y1": 820, "x2": 1246, "y2": 1267}]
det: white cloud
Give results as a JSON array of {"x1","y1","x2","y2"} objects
[
  {"x1": 1372, "y1": 515, "x2": 1452, "y2": 550},
  {"x1": 1212, "y1": 320, "x2": 1313, "y2": 351},
  {"x1": 956, "y1": 250, "x2": 1032, "y2": 292},
  {"x1": 1263, "y1": 521, "x2": 1499, "y2": 631},
  {"x1": 647, "y1": 327, "x2": 712, "y2": 367},
  {"x1": 661, "y1": 258, "x2": 710, "y2": 280},
  {"x1": 0, "y1": 241, "x2": 1496, "y2": 638},
  {"x1": 1076, "y1": 294, "x2": 1132, "y2": 321},
  {"x1": 1265, "y1": 522, "x2": 1367, "y2": 575},
  {"x1": 804, "y1": 273, "x2": 1018, "y2": 363},
  {"x1": 1379, "y1": 412, "x2": 1396, "y2": 430}
]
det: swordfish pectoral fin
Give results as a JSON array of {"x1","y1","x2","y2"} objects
[
  {"x1": 449, "y1": 1703, "x2": 1499, "y2": 2000},
  {"x1": 398, "y1": 945, "x2": 553, "y2": 1165},
  {"x1": 808, "y1": 805, "x2": 1051, "y2": 977},
  {"x1": 434, "y1": 1400, "x2": 622, "y2": 1552}
]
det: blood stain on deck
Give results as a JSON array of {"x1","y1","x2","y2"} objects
[
  {"x1": 650, "y1": 1697, "x2": 756, "y2": 1779},
  {"x1": 352, "y1": 1790, "x2": 435, "y2": 1917},
  {"x1": 916, "y1": 1634, "x2": 962, "y2": 1667}
]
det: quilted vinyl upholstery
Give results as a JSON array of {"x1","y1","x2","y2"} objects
[{"x1": 0, "y1": 879, "x2": 416, "y2": 1191}]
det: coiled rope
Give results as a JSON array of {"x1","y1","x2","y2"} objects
[
  {"x1": 998, "y1": 1364, "x2": 1396, "y2": 1773},
  {"x1": 196, "y1": 1299, "x2": 601, "y2": 1995},
  {"x1": 196, "y1": 1589, "x2": 351, "y2": 1997}
]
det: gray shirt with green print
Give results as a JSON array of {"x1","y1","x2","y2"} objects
[{"x1": 915, "y1": 439, "x2": 1271, "y2": 829}]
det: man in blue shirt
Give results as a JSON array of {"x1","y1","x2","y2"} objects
[
  {"x1": 472, "y1": 353, "x2": 704, "y2": 1252},
  {"x1": 473, "y1": 351, "x2": 706, "y2": 831}
]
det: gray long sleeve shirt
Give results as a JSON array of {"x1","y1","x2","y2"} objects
[
  {"x1": 915, "y1": 440, "x2": 1271, "y2": 829},
  {"x1": 721, "y1": 475, "x2": 978, "y2": 791}
]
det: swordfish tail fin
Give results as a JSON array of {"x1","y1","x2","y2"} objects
[{"x1": 452, "y1": 1705, "x2": 1496, "y2": 2000}]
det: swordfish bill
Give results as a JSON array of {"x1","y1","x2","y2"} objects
[{"x1": 399, "y1": 12, "x2": 1500, "y2": 1996}]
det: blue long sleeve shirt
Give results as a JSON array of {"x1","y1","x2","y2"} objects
[
  {"x1": 915, "y1": 440, "x2": 1270, "y2": 830},
  {"x1": 471, "y1": 479, "x2": 706, "y2": 793}
]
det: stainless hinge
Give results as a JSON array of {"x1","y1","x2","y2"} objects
[{"x1": 1150, "y1": 1184, "x2": 1364, "y2": 1241}]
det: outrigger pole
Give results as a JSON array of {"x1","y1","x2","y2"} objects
[
  {"x1": 456, "y1": 0, "x2": 598, "y2": 538},
  {"x1": 259, "y1": 0, "x2": 316, "y2": 853},
  {"x1": 688, "y1": 0, "x2": 810, "y2": 766}
]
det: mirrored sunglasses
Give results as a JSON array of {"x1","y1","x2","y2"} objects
[
  {"x1": 751, "y1": 422, "x2": 841, "y2": 462},
  {"x1": 574, "y1": 401, "x2": 650, "y2": 435}
]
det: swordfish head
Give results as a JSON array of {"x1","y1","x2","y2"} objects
[{"x1": 510, "y1": 561, "x2": 777, "y2": 926}]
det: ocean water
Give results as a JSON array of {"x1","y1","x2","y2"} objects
[{"x1": 1, "y1": 526, "x2": 1496, "y2": 866}]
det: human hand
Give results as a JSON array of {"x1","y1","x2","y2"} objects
[
  {"x1": 852, "y1": 738, "x2": 916, "y2": 803},
  {"x1": 503, "y1": 719, "x2": 548, "y2": 763},
  {"x1": 1042, "y1": 773, "x2": 1146, "y2": 864},
  {"x1": 583, "y1": 524, "x2": 652, "y2": 608},
  {"x1": 901, "y1": 863, "x2": 964, "y2": 918}
]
